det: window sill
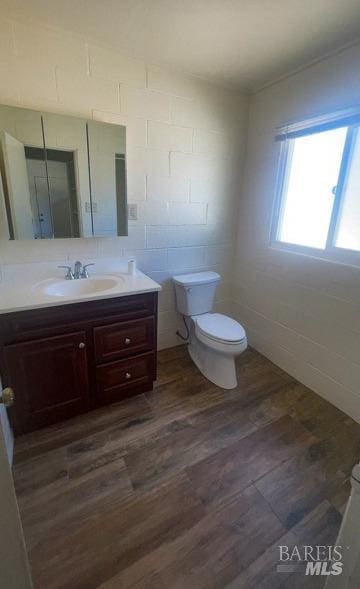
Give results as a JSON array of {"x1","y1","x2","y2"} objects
[{"x1": 269, "y1": 240, "x2": 360, "y2": 269}]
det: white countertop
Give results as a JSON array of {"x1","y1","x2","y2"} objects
[{"x1": 0, "y1": 259, "x2": 161, "y2": 314}]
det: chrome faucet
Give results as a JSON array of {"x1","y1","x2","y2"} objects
[
  {"x1": 58, "y1": 261, "x2": 95, "y2": 280},
  {"x1": 80, "y1": 263, "x2": 95, "y2": 278},
  {"x1": 73, "y1": 260, "x2": 82, "y2": 279},
  {"x1": 58, "y1": 265, "x2": 74, "y2": 280}
]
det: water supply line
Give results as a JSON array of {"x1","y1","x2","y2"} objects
[{"x1": 176, "y1": 315, "x2": 190, "y2": 342}]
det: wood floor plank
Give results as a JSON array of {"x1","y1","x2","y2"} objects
[
  {"x1": 224, "y1": 529, "x2": 298, "y2": 589},
  {"x1": 98, "y1": 485, "x2": 286, "y2": 589},
  {"x1": 124, "y1": 400, "x2": 257, "y2": 491},
  {"x1": 254, "y1": 450, "x2": 346, "y2": 529},
  {"x1": 14, "y1": 393, "x2": 151, "y2": 463},
  {"x1": 11, "y1": 346, "x2": 359, "y2": 589},
  {"x1": 288, "y1": 387, "x2": 350, "y2": 440},
  {"x1": 247, "y1": 381, "x2": 309, "y2": 427},
  {"x1": 28, "y1": 473, "x2": 205, "y2": 589},
  {"x1": 13, "y1": 447, "x2": 68, "y2": 499},
  {"x1": 66, "y1": 388, "x2": 253, "y2": 482},
  {"x1": 186, "y1": 415, "x2": 317, "y2": 510},
  {"x1": 188, "y1": 350, "x2": 293, "y2": 413},
  {"x1": 226, "y1": 500, "x2": 342, "y2": 589},
  {"x1": 20, "y1": 457, "x2": 133, "y2": 551},
  {"x1": 154, "y1": 346, "x2": 195, "y2": 386},
  {"x1": 305, "y1": 417, "x2": 360, "y2": 477}
]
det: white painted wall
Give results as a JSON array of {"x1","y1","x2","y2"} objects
[
  {"x1": 0, "y1": 16, "x2": 248, "y2": 350},
  {"x1": 233, "y1": 43, "x2": 360, "y2": 422},
  {"x1": 0, "y1": 418, "x2": 32, "y2": 588}
]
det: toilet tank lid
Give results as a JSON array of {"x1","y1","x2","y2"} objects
[{"x1": 173, "y1": 271, "x2": 221, "y2": 286}]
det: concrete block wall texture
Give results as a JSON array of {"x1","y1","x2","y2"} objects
[
  {"x1": 232, "y1": 42, "x2": 360, "y2": 422},
  {"x1": 1, "y1": 13, "x2": 360, "y2": 424},
  {"x1": 0, "y1": 16, "x2": 248, "y2": 350}
]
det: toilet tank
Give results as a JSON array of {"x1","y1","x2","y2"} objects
[{"x1": 173, "y1": 271, "x2": 221, "y2": 316}]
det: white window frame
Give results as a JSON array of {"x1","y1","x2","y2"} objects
[{"x1": 270, "y1": 106, "x2": 360, "y2": 267}]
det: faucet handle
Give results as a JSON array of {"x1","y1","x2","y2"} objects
[
  {"x1": 58, "y1": 265, "x2": 74, "y2": 280},
  {"x1": 81, "y1": 263, "x2": 95, "y2": 279}
]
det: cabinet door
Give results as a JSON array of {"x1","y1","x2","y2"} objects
[{"x1": 4, "y1": 331, "x2": 89, "y2": 434}]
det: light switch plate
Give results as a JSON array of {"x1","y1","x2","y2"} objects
[{"x1": 128, "y1": 203, "x2": 138, "y2": 221}]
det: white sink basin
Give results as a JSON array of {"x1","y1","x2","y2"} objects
[{"x1": 34, "y1": 275, "x2": 124, "y2": 297}]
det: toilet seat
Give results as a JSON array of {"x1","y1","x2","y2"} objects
[{"x1": 194, "y1": 313, "x2": 246, "y2": 345}]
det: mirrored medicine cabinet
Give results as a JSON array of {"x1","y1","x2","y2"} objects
[{"x1": 0, "y1": 105, "x2": 127, "y2": 239}]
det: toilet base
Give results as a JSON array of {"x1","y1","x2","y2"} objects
[{"x1": 188, "y1": 335, "x2": 244, "y2": 390}]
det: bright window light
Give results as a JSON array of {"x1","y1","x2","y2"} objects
[
  {"x1": 273, "y1": 111, "x2": 360, "y2": 259},
  {"x1": 335, "y1": 130, "x2": 360, "y2": 252},
  {"x1": 277, "y1": 128, "x2": 347, "y2": 249}
]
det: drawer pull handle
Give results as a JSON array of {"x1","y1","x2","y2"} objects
[
  {"x1": 124, "y1": 337, "x2": 131, "y2": 345},
  {"x1": 79, "y1": 342, "x2": 86, "y2": 349},
  {"x1": 125, "y1": 372, "x2": 132, "y2": 380}
]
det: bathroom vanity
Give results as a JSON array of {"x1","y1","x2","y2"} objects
[
  {"x1": 0, "y1": 266, "x2": 160, "y2": 435},
  {"x1": 0, "y1": 103, "x2": 161, "y2": 435}
]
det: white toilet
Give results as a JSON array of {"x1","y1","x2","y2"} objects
[{"x1": 173, "y1": 271, "x2": 247, "y2": 389}]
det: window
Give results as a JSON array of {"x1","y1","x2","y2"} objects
[{"x1": 272, "y1": 108, "x2": 360, "y2": 259}]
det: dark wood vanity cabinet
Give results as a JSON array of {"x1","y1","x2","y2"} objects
[
  {"x1": 0, "y1": 292, "x2": 157, "y2": 435},
  {"x1": 3, "y1": 331, "x2": 90, "y2": 434}
]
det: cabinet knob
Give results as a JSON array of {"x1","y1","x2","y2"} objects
[
  {"x1": 78, "y1": 342, "x2": 86, "y2": 349},
  {"x1": 124, "y1": 337, "x2": 131, "y2": 345},
  {"x1": 0, "y1": 387, "x2": 14, "y2": 407},
  {"x1": 125, "y1": 372, "x2": 131, "y2": 380}
]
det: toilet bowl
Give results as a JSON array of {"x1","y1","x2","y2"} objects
[{"x1": 173, "y1": 272, "x2": 247, "y2": 389}]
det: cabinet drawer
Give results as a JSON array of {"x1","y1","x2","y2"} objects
[
  {"x1": 94, "y1": 317, "x2": 155, "y2": 363},
  {"x1": 96, "y1": 352, "x2": 155, "y2": 403}
]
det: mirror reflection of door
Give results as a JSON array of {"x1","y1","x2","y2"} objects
[
  {"x1": 1, "y1": 132, "x2": 34, "y2": 239},
  {"x1": 25, "y1": 147, "x2": 80, "y2": 239},
  {"x1": 42, "y1": 111, "x2": 89, "y2": 238},
  {"x1": 24, "y1": 146, "x2": 51, "y2": 238},
  {"x1": 47, "y1": 152, "x2": 80, "y2": 238},
  {"x1": 33, "y1": 177, "x2": 52, "y2": 239},
  {"x1": 1, "y1": 136, "x2": 81, "y2": 239}
]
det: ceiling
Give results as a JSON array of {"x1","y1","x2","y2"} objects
[{"x1": 2, "y1": 0, "x2": 360, "y2": 92}]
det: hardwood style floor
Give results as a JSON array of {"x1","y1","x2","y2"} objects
[{"x1": 13, "y1": 346, "x2": 360, "y2": 588}]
